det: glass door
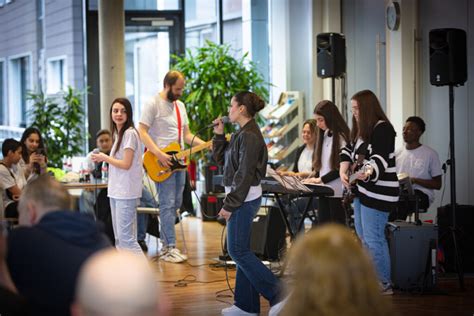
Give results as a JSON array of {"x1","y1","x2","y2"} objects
[{"x1": 125, "y1": 12, "x2": 184, "y2": 123}]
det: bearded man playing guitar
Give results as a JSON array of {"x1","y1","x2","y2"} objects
[{"x1": 138, "y1": 70, "x2": 205, "y2": 263}]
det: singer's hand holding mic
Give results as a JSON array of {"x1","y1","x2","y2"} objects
[{"x1": 212, "y1": 116, "x2": 229, "y2": 135}]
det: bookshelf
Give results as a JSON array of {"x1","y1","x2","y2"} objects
[{"x1": 261, "y1": 91, "x2": 305, "y2": 167}]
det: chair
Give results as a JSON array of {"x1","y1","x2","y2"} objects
[{"x1": 138, "y1": 174, "x2": 188, "y2": 254}]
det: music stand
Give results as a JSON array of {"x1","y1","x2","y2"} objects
[{"x1": 397, "y1": 173, "x2": 422, "y2": 225}]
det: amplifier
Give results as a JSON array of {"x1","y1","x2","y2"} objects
[
  {"x1": 200, "y1": 193, "x2": 225, "y2": 221},
  {"x1": 437, "y1": 204, "x2": 474, "y2": 272},
  {"x1": 386, "y1": 221, "x2": 438, "y2": 290},
  {"x1": 222, "y1": 206, "x2": 287, "y2": 261},
  {"x1": 204, "y1": 164, "x2": 224, "y2": 193}
]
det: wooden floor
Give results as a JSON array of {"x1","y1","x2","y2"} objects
[{"x1": 145, "y1": 217, "x2": 474, "y2": 316}]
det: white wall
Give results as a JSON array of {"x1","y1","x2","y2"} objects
[
  {"x1": 418, "y1": 0, "x2": 473, "y2": 220},
  {"x1": 346, "y1": 0, "x2": 473, "y2": 220}
]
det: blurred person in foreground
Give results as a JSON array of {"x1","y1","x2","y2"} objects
[
  {"x1": 6, "y1": 174, "x2": 110, "y2": 315},
  {"x1": 71, "y1": 249, "x2": 169, "y2": 316},
  {"x1": 276, "y1": 224, "x2": 395, "y2": 316}
]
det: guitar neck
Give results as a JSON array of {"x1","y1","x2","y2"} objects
[{"x1": 175, "y1": 141, "x2": 212, "y2": 160}]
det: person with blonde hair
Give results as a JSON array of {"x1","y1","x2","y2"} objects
[{"x1": 278, "y1": 224, "x2": 395, "y2": 316}]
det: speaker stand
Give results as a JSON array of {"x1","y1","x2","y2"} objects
[
  {"x1": 446, "y1": 84, "x2": 464, "y2": 290},
  {"x1": 331, "y1": 77, "x2": 336, "y2": 103}
]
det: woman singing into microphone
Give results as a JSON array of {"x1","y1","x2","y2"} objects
[{"x1": 213, "y1": 91, "x2": 282, "y2": 315}]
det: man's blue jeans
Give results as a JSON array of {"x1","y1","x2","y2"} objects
[
  {"x1": 227, "y1": 197, "x2": 281, "y2": 313},
  {"x1": 353, "y1": 198, "x2": 391, "y2": 285},
  {"x1": 155, "y1": 171, "x2": 185, "y2": 247}
]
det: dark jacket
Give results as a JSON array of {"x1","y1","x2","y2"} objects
[
  {"x1": 292, "y1": 145, "x2": 306, "y2": 173},
  {"x1": 213, "y1": 119, "x2": 268, "y2": 212},
  {"x1": 7, "y1": 211, "x2": 111, "y2": 316}
]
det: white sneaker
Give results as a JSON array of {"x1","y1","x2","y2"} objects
[
  {"x1": 162, "y1": 247, "x2": 187, "y2": 263},
  {"x1": 221, "y1": 304, "x2": 258, "y2": 315},
  {"x1": 158, "y1": 246, "x2": 169, "y2": 258},
  {"x1": 268, "y1": 296, "x2": 288, "y2": 316}
]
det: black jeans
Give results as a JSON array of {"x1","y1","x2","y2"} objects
[{"x1": 318, "y1": 197, "x2": 346, "y2": 225}]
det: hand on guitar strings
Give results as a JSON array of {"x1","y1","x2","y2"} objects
[{"x1": 157, "y1": 150, "x2": 173, "y2": 168}]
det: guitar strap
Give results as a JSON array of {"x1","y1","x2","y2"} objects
[{"x1": 174, "y1": 101, "x2": 182, "y2": 149}]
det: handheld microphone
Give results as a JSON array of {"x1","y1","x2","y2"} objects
[{"x1": 207, "y1": 116, "x2": 230, "y2": 128}]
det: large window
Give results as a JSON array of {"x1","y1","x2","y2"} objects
[
  {"x1": 89, "y1": 0, "x2": 182, "y2": 11},
  {"x1": 184, "y1": 0, "x2": 242, "y2": 53},
  {"x1": 47, "y1": 57, "x2": 67, "y2": 94},
  {"x1": 9, "y1": 54, "x2": 31, "y2": 127}
]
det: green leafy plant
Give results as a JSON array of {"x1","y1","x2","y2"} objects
[
  {"x1": 172, "y1": 40, "x2": 269, "y2": 141},
  {"x1": 27, "y1": 86, "x2": 87, "y2": 168}
]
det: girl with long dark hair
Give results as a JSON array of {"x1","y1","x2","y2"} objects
[
  {"x1": 91, "y1": 98, "x2": 143, "y2": 255},
  {"x1": 339, "y1": 90, "x2": 399, "y2": 294},
  {"x1": 303, "y1": 100, "x2": 350, "y2": 223},
  {"x1": 19, "y1": 127, "x2": 47, "y2": 179}
]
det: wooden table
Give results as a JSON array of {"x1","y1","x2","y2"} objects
[
  {"x1": 62, "y1": 179, "x2": 108, "y2": 211},
  {"x1": 61, "y1": 179, "x2": 108, "y2": 190}
]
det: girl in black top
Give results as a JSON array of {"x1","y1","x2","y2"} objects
[
  {"x1": 213, "y1": 91, "x2": 282, "y2": 315},
  {"x1": 340, "y1": 90, "x2": 398, "y2": 294},
  {"x1": 280, "y1": 119, "x2": 317, "y2": 177},
  {"x1": 304, "y1": 100, "x2": 350, "y2": 224}
]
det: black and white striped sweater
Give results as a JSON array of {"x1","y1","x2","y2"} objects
[{"x1": 340, "y1": 121, "x2": 399, "y2": 212}]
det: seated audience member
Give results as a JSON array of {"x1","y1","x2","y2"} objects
[
  {"x1": 0, "y1": 224, "x2": 29, "y2": 316},
  {"x1": 71, "y1": 249, "x2": 169, "y2": 316},
  {"x1": 393, "y1": 116, "x2": 442, "y2": 220},
  {"x1": 0, "y1": 139, "x2": 27, "y2": 218},
  {"x1": 19, "y1": 127, "x2": 48, "y2": 180},
  {"x1": 6, "y1": 174, "x2": 110, "y2": 316},
  {"x1": 79, "y1": 129, "x2": 113, "y2": 216},
  {"x1": 273, "y1": 224, "x2": 395, "y2": 316}
]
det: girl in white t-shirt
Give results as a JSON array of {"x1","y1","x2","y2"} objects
[{"x1": 92, "y1": 98, "x2": 143, "y2": 255}]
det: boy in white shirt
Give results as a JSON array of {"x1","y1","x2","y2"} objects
[{"x1": 394, "y1": 116, "x2": 442, "y2": 220}]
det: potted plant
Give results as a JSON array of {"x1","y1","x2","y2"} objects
[
  {"x1": 172, "y1": 40, "x2": 269, "y2": 142},
  {"x1": 27, "y1": 86, "x2": 87, "y2": 168}
]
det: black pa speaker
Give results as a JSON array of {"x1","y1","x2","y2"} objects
[
  {"x1": 250, "y1": 206, "x2": 287, "y2": 260},
  {"x1": 429, "y1": 28, "x2": 467, "y2": 86},
  {"x1": 317, "y1": 33, "x2": 346, "y2": 78}
]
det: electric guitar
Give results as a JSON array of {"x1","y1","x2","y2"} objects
[
  {"x1": 143, "y1": 135, "x2": 230, "y2": 183},
  {"x1": 342, "y1": 163, "x2": 374, "y2": 208}
]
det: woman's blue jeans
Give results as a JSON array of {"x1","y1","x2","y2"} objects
[
  {"x1": 353, "y1": 198, "x2": 391, "y2": 285},
  {"x1": 227, "y1": 197, "x2": 281, "y2": 313}
]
